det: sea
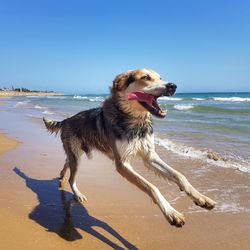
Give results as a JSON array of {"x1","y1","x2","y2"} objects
[{"x1": 5, "y1": 92, "x2": 250, "y2": 173}]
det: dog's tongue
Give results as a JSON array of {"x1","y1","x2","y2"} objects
[{"x1": 128, "y1": 91, "x2": 154, "y2": 104}]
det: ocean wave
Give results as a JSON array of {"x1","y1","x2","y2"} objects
[
  {"x1": 188, "y1": 201, "x2": 250, "y2": 214},
  {"x1": 213, "y1": 97, "x2": 250, "y2": 102},
  {"x1": 14, "y1": 100, "x2": 31, "y2": 107},
  {"x1": 191, "y1": 105, "x2": 250, "y2": 115},
  {"x1": 192, "y1": 98, "x2": 205, "y2": 101},
  {"x1": 73, "y1": 95, "x2": 105, "y2": 102},
  {"x1": 89, "y1": 97, "x2": 105, "y2": 102},
  {"x1": 26, "y1": 95, "x2": 68, "y2": 100},
  {"x1": 34, "y1": 105, "x2": 46, "y2": 110},
  {"x1": 25, "y1": 95, "x2": 42, "y2": 98},
  {"x1": 158, "y1": 97, "x2": 183, "y2": 101},
  {"x1": 155, "y1": 137, "x2": 250, "y2": 173},
  {"x1": 73, "y1": 95, "x2": 88, "y2": 100},
  {"x1": 174, "y1": 105, "x2": 194, "y2": 111},
  {"x1": 214, "y1": 202, "x2": 250, "y2": 214},
  {"x1": 42, "y1": 110, "x2": 55, "y2": 115},
  {"x1": 46, "y1": 95, "x2": 68, "y2": 99}
]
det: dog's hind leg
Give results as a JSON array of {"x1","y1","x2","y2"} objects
[
  {"x1": 67, "y1": 151, "x2": 88, "y2": 203},
  {"x1": 63, "y1": 139, "x2": 88, "y2": 203},
  {"x1": 59, "y1": 159, "x2": 69, "y2": 189},
  {"x1": 142, "y1": 151, "x2": 216, "y2": 210},
  {"x1": 116, "y1": 161, "x2": 185, "y2": 227}
]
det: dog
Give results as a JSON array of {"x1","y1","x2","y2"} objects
[{"x1": 43, "y1": 69, "x2": 215, "y2": 227}]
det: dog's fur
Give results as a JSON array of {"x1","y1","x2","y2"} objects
[{"x1": 43, "y1": 69, "x2": 215, "y2": 227}]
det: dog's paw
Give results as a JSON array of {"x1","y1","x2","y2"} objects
[
  {"x1": 165, "y1": 210, "x2": 185, "y2": 228},
  {"x1": 194, "y1": 195, "x2": 216, "y2": 210},
  {"x1": 75, "y1": 193, "x2": 88, "y2": 203}
]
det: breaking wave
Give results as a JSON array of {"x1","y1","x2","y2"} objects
[
  {"x1": 158, "y1": 97, "x2": 183, "y2": 101},
  {"x1": 174, "y1": 105, "x2": 194, "y2": 111},
  {"x1": 192, "y1": 98, "x2": 205, "y2": 101},
  {"x1": 34, "y1": 105, "x2": 46, "y2": 110},
  {"x1": 73, "y1": 95, "x2": 88, "y2": 100},
  {"x1": 213, "y1": 97, "x2": 250, "y2": 102},
  {"x1": 42, "y1": 110, "x2": 55, "y2": 115},
  {"x1": 155, "y1": 137, "x2": 250, "y2": 173},
  {"x1": 73, "y1": 95, "x2": 105, "y2": 102},
  {"x1": 14, "y1": 100, "x2": 31, "y2": 107}
]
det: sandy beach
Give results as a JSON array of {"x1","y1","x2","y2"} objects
[
  {"x1": 0, "y1": 132, "x2": 20, "y2": 155},
  {"x1": 0, "y1": 90, "x2": 62, "y2": 97},
  {"x1": 0, "y1": 98, "x2": 250, "y2": 250}
]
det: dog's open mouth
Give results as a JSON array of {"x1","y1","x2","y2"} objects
[{"x1": 128, "y1": 91, "x2": 166, "y2": 118}]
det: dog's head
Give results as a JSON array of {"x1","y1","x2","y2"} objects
[{"x1": 111, "y1": 69, "x2": 177, "y2": 118}]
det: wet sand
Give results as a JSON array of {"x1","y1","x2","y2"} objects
[
  {"x1": 0, "y1": 103, "x2": 250, "y2": 249},
  {"x1": 0, "y1": 132, "x2": 20, "y2": 155}
]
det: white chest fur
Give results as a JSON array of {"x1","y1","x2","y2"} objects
[{"x1": 115, "y1": 134, "x2": 155, "y2": 162}]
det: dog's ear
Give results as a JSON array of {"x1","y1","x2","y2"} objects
[
  {"x1": 112, "y1": 72, "x2": 135, "y2": 92},
  {"x1": 112, "y1": 73, "x2": 127, "y2": 91}
]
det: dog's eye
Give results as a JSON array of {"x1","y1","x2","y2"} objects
[{"x1": 141, "y1": 75, "x2": 151, "y2": 81}]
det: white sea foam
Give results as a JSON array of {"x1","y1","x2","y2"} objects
[
  {"x1": 155, "y1": 137, "x2": 250, "y2": 173},
  {"x1": 158, "y1": 97, "x2": 183, "y2": 101},
  {"x1": 25, "y1": 95, "x2": 42, "y2": 98},
  {"x1": 174, "y1": 105, "x2": 194, "y2": 111},
  {"x1": 89, "y1": 97, "x2": 104, "y2": 102},
  {"x1": 73, "y1": 95, "x2": 88, "y2": 100},
  {"x1": 155, "y1": 137, "x2": 206, "y2": 159},
  {"x1": 42, "y1": 110, "x2": 55, "y2": 115},
  {"x1": 46, "y1": 96, "x2": 68, "y2": 99},
  {"x1": 34, "y1": 105, "x2": 46, "y2": 110},
  {"x1": 213, "y1": 97, "x2": 250, "y2": 102},
  {"x1": 192, "y1": 98, "x2": 205, "y2": 101},
  {"x1": 188, "y1": 201, "x2": 250, "y2": 214},
  {"x1": 26, "y1": 95, "x2": 65, "y2": 99},
  {"x1": 14, "y1": 100, "x2": 31, "y2": 107},
  {"x1": 215, "y1": 202, "x2": 250, "y2": 213},
  {"x1": 73, "y1": 95, "x2": 104, "y2": 102}
]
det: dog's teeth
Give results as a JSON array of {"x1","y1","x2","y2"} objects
[{"x1": 159, "y1": 110, "x2": 167, "y2": 114}]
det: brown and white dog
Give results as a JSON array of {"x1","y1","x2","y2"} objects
[{"x1": 43, "y1": 69, "x2": 215, "y2": 227}]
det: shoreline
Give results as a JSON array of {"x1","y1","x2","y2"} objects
[
  {"x1": 0, "y1": 132, "x2": 20, "y2": 155},
  {"x1": 0, "y1": 90, "x2": 63, "y2": 97},
  {"x1": 0, "y1": 100, "x2": 20, "y2": 155}
]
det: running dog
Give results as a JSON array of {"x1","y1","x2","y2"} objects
[{"x1": 43, "y1": 69, "x2": 215, "y2": 227}]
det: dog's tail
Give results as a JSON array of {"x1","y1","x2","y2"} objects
[{"x1": 43, "y1": 117, "x2": 63, "y2": 135}]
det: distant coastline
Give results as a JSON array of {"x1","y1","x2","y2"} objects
[{"x1": 0, "y1": 90, "x2": 63, "y2": 97}]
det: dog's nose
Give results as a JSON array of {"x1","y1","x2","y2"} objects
[{"x1": 166, "y1": 82, "x2": 177, "y2": 91}]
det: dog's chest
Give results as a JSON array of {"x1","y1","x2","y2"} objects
[{"x1": 116, "y1": 134, "x2": 154, "y2": 161}]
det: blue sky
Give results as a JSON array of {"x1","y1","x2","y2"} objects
[{"x1": 0, "y1": 0, "x2": 249, "y2": 94}]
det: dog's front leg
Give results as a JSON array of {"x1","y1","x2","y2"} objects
[
  {"x1": 116, "y1": 161, "x2": 185, "y2": 227},
  {"x1": 143, "y1": 152, "x2": 216, "y2": 210}
]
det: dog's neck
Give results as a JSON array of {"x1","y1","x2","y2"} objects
[
  {"x1": 102, "y1": 95, "x2": 153, "y2": 140},
  {"x1": 104, "y1": 94, "x2": 151, "y2": 120}
]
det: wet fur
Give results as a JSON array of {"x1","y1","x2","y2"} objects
[{"x1": 44, "y1": 69, "x2": 216, "y2": 227}]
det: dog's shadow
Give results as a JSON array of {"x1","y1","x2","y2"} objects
[{"x1": 13, "y1": 167, "x2": 138, "y2": 250}]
